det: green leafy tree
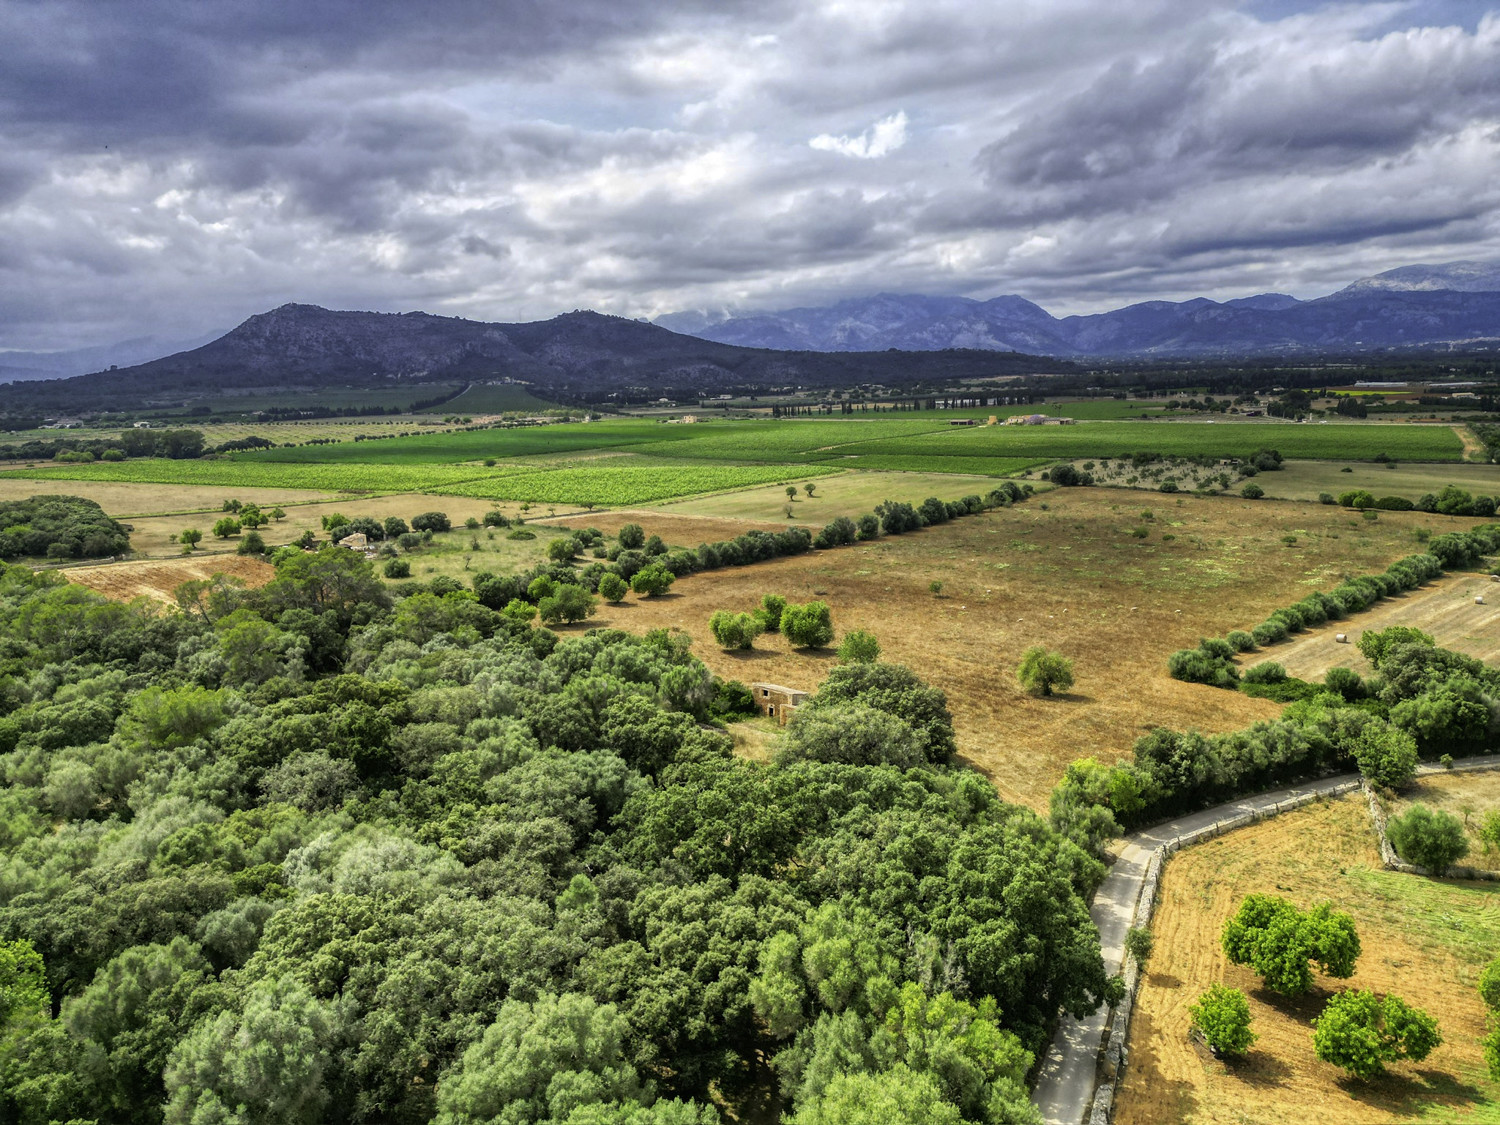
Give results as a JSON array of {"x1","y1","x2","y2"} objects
[
  {"x1": 836, "y1": 630, "x2": 880, "y2": 663},
  {"x1": 756, "y1": 594, "x2": 787, "y2": 633},
  {"x1": 779, "y1": 704, "x2": 926, "y2": 769},
  {"x1": 270, "y1": 507, "x2": 286, "y2": 522},
  {"x1": 212, "y1": 516, "x2": 241, "y2": 539},
  {"x1": 708, "y1": 610, "x2": 763, "y2": 651},
  {"x1": 1017, "y1": 646, "x2": 1075, "y2": 697},
  {"x1": 1189, "y1": 985, "x2": 1256, "y2": 1057},
  {"x1": 538, "y1": 584, "x2": 597, "y2": 626},
  {"x1": 1312, "y1": 990, "x2": 1441, "y2": 1079},
  {"x1": 618, "y1": 523, "x2": 645, "y2": 549},
  {"x1": 1386, "y1": 804, "x2": 1469, "y2": 873},
  {"x1": 1124, "y1": 927, "x2": 1154, "y2": 967},
  {"x1": 598, "y1": 572, "x2": 628, "y2": 602},
  {"x1": 411, "y1": 511, "x2": 451, "y2": 533},
  {"x1": 0, "y1": 938, "x2": 47, "y2": 1027},
  {"x1": 631, "y1": 564, "x2": 675, "y2": 597},
  {"x1": 781, "y1": 601, "x2": 834, "y2": 648},
  {"x1": 179, "y1": 528, "x2": 202, "y2": 551},
  {"x1": 789, "y1": 1066, "x2": 963, "y2": 1125},
  {"x1": 1350, "y1": 718, "x2": 1418, "y2": 789},
  {"x1": 1221, "y1": 894, "x2": 1359, "y2": 995},
  {"x1": 163, "y1": 975, "x2": 338, "y2": 1124}
]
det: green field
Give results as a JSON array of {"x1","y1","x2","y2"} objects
[
  {"x1": 2, "y1": 460, "x2": 511, "y2": 493},
  {"x1": 433, "y1": 463, "x2": 843, "y2": 506},
  {"x1": 433, "y1": 383, "x2": 560, "y2": 414}
]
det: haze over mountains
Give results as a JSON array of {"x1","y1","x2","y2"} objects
[{"x1": 658, "y1": 261, "x2": 1500, "y2": 357}]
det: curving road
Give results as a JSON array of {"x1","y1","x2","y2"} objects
[
  {"x1": 1030, "y1": 774, "x2": 1362, "y2": 1125},
  {"x1": 1031, "y1": 759, "x2": 1500, "y2": 1125}
]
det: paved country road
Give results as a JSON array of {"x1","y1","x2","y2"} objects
[{"x1": 1031, "y1": 759, "x2": 1500, "y2": 1125}]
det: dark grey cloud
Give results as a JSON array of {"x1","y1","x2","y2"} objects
[{"x1": 3, "y1": 0, "x2": 1500, "y2": 349}]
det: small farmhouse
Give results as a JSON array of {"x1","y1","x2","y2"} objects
[{"x1": 750, "y1": 682, "x2": 809, "y2": 726}]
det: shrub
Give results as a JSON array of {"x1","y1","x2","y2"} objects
[
  {"x1": 1018, "y1": 646, "x2": 1075, "y2": 697},
  {"x1": 855, "y1": 513, "x2": 881, "y2": 540},
  {"x1": 1199, "y1": 637, "x2": 1235, "y2": 660},
  {"x1": 1480, "y1": 958, "x2": 1500, "y2": 1011},
  {"x1": 1312, "y1": 990, "x2": 1441, "y2": 1079},
  {"x1": 708, "y1": 610, "x2": 764, "y2": 651},
  {"x1": 506, "y1": 529, "x2": 536, "y2": 541},
  {"x1": 1351, "y1": 719, "x2": 1418, "y2": 790},
  {"x1": 1386, "y1": 804, "x2": 1469, "y2": 872},
  {"x1": 1225, "y1": 630, "x2": 1256, "y2": 653},
  {"x1": 1318, "y1": 492, "x2": 1336, "y2": 505},
  {"x1": 383, "y1": 558, "x2": 411, "y2": 579},
  {"x1": 537, "y1": 584, "x2": 596, "y2": 625},
  {"x1": 236, "y1": 531, "x2": 266, "y2": 556},
  {"x1": 1190, "y1": 985, "x2": 1256, "y2": 1057},
  {"x1": 1250, "y1": 620, "x2": 1287, "y2": 647},
  {"x1": 1356, "y1": 625, "x2": 1434, "y2": 669},
  {"x1": 813, "y1": 516, "x2": 858, "y2": 549},
  {"x1": 781, "y1": 601, "x2": 834, "y2": 649},
  {"x1": 756, "y1": 593, "x2": 787, "y2": 633},
  {"x1": 1323, "y1": 666, "x2": 1363, "y2": 701},
  {"x1": 837, "y1": 630, "x2": 881, "y2": 664},
  {"x1": 411, "y1": 511, "x2": 451, "y2": 533},
  {"x1": 1168, "y1": 647, "x2": 1239, "y2": 688},
  {"x1": 482, "y1": 510, "x2": 510, "y2": 528},
  {"x1": 1124, "y1": 927, "x2": 1154, "y2": 967},
  {"x1": 547, "y1": 537, "x2": 580, "y2": 561},
  {"x1": 1241, "y1": 482, "x2": 1264, "y2": 500},
  {"x1": 597, "y1": 572, "x2": 628, "y2": 602},
  {"x1": 1242, "y1": 661, "x2": 1287, "y2": 685},
  {"x1": 617, "y1": 523, "x2": 645, "y2": 549},
  {"x1": 212, "y1": 517, "x2": 241, "y2": 539}
]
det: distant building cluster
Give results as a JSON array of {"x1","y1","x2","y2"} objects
[{"x1": 1003, "y1": 413, "x2": 1076, "y2": 425}]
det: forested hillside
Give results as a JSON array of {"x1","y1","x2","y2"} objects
[{"x1": 0, "y1": 547, "x2": 1108, "y2": 1125}]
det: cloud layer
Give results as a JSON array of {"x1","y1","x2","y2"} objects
[{"x1": 3, "y1": 1, "x2": 1499, "y2": 349}]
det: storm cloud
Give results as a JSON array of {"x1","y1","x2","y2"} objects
[{"x1": 3, "y1": 0, "x2": 1500, "y2": 349}]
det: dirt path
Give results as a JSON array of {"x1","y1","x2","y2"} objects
[
  {"x1": 1455, "y1": 424, "x2": 1485, "y2": 461},
  {"x1": 1270, "y1": 572, "x2": 1500, "y2": 681}
]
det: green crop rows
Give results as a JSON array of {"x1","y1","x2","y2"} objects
[
  {"x1": 1, "y1": 460, "x2": 515, "y2": 493},
  {"x1": 437, "y1": 463, "x2": 843, "y2": 506}
]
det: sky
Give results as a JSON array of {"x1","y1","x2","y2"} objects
[{"x1": 3, "y1": 0, "x2": 1500, "y2": 351}]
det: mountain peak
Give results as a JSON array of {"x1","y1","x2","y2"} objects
[{"x1": 1340, "y1": 259, "x2": 1500, "y2": 295}]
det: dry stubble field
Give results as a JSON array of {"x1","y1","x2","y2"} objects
[
  {"x1": 1116, "y1": 796, "x2": 1500, "y2": 1125},
  {"x1": 575, "y1": 488, "x2": 1444, "y2": 809},
  {"x1": 66, "y1": 555, "x2": 275, "y2": 603}
]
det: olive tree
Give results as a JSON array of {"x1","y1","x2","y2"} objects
[
  {"x1": 1312, "y1": 990, "x2": 1441, "y2": 1079},
  {"x1": 781, "y1": 601, "x2": 834, "y2": 649},
  {"x1": 709, "y1": 610, "x2": 764, "y2": 651},
  {"x1": 1016, "y1": 646, "x2": 1074, "y2": 697},
  {"x1": 1190, "y1": 985, "x2": 1255, "y2": 1057},
  {"x1": 1387, "y1": 804, "x2": 1469, "y2": 873}
]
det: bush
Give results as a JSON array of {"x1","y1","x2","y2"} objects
[
  {"x1": 855, "y1": 513, "x2": 881, "y2": 540},
  {"x1": 1124, "y1": 927, "x2": 1154, "y2": 967},
  {"x1": 383, "y1": 558, "x2": 411, "y2": 579},
  {"x1": 836, "y1": 630, "x2": 881, "y2": 663},
  {"x1": 617, "y1": 523, "x2": 645, "y2": 549},
  {"x1": 1387, "y1": 804, "x2": 1469, "y2": 872},
  {"x1": 1190, "y1": 985, "x2": 1256, "y2": 1057},
  {"x1": 1168, "y1": 647, "x2": 1239, "y2": 689},
  {"x1": 1351, "y1": 719, "x2": 1418, "y2": 790},
  {"x1": 1242, "y1": 661, "x2": 1287, "y2": 685},
  {"x1": 756, "y1": 593, "x2": 787, "y2": 633},
  {"x1": 482, "y1": 510, "x2": 510, "y2": 528},
  {"x1": 779, "y1": 703, "x2": 926, "y2": 769},
  {"x1": 597, "y1": 572, "x2": 628, "y2": 602},
  {"x1": 411, "y1": 511, "x2": 451, "y2": 533},
  {"x1": 537, "y1": 584, "x2": 596, "y2": 625},
  {"x1": 813, "y1": 516, "x2": 858, "y2": 549},
  {"x1": 1312, "y1": 990, "x2": 1441, "y2": 1079},
  {"x1": 1250, "y1": 620, "x2": 1287, "y2": 647},
  {"x1": 1324, "y1": 666, "x2": 1363, "y2": 701},
  {"x1": 781, "y1": 601, "x2": 834, "y2": 649},
  {"x1": 1318, "y1": 492, "x2": 1336, "y2": 505},
  {"x1": 1225, "y1": 630, "x2": 1256, "y2": 653},
  {"x1": 1017, "y1": 646, "x2": 1075, "y2": 697},
  {"x1": 1241, "y1": 482, "x2": 1264, "y2": 500},
  {"x1": 236, "y1": 531, "x2": 266, "y2": 556},
  {"x1": 708, "y1": 610, "x2": 764, "y2": 651},
  {"x1": 212, "y1": 517, "x2": 241, "y2": 539},
  {"x1": 547, "y1": 537, "x2": 579, "y2": 561}
]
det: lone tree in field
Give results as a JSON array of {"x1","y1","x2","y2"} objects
[
  {"x1": 597, "y1": 572, "x2": 628, "y2": 603},
  {"x1": 1313, "y1": 990, "x2": 1441, "y2": 1079},
  {"x1": 1190, "y1": 985, "x2": 1256, "y2": 1058},
  {"x1": 785, "y1": 486, "x2": 798, "y2": 501},
  {"x1": 781, "y1": 601, "x2": 834, "y2": 649},
  {"x1": 212, "y1": 517, "x2": 241, "y2": 539},
  {"x1": 179, "y1": 528, "x2": 202, "y2": 551},
  {"x1": 1221, "y1": 894, "x2": 1360, "y2": 995},
  {"x1": 803, "y1": 482, "x2": 816, "y2": 497},
  {"x1": 1017, "y1": 646, "x2": 1074, "y2": 697}
]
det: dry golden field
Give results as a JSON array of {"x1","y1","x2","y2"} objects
[
  {"x1": 1116, "y1": 797, "x2": 1500, "y2": 1125},
  {"x1": 584, "y1": 488, "x2": 1438, "y2": 808},
  {"x1": 1386, "y1": 772, "x2": 1500, "y2": 876},
  {"x1": 66, "y1": 555, "x2": 275, "y2": 604}
]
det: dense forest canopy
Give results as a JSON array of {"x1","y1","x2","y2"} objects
[
  {"x1": 0, "y1": 546, "x2": 1108, "y2": 1125},
  {"x1": 0, "y1": 495, "x2": 131, "y2": 561}
]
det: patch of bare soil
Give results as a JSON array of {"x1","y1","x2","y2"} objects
[{"x1": 66, "y1": 555, "x2": 275, "y2": 604}]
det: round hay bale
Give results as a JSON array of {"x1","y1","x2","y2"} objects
[{"x1": 1335, "y1": 633, "x2": 1349, "y2": 643}]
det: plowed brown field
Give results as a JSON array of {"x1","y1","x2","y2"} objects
[{"x1": 1116, "y1": 797, "x2": 1500, "y2": 1125}]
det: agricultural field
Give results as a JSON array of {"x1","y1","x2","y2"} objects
[
  {"x1": 1269, "y1": 572, "x2": 1500, "y2": 682},
  {"x1": 1115, "y1": 796, "x2": 1500, "y2": 1125},
  {"x1": 1250, "y1": 457, "x2": 1500, "y2": 502},
  {"x1": 1, "y1": 459, "x2": 519, "y2": 494},
  {"x1": 434, "y1": 462, "x2": 844, "y2": 506},
  {"x1": 1386, "y1": 772, "x2": 1500, "y2": 876},
  {"x1": 649, "y1": 469, "x2": 1017, "y2": 522},
  {"x1": 438, "y1": 383, "x2": 560, "y2": 414},
  {"x1": 580, "y1": 487, "x2": 1430, "y2": 809},
  {"x1": 65, "y1": 554, "x2": 274, "y2": 604},
  {"x1": 0, "y1": 477, "x2": 336, "y2": 516}
]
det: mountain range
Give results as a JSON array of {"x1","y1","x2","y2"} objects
[
  {"x1": 0, "y1": 305, "x2": 1069, "y2": 411},
  {"x1": 657, "y1": 260, "x2": 1500, "y2": 356}
]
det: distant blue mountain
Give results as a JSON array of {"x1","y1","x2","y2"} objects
[{"x1": 658, "y1": 261, "x2": 1500, "y2": 357}]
